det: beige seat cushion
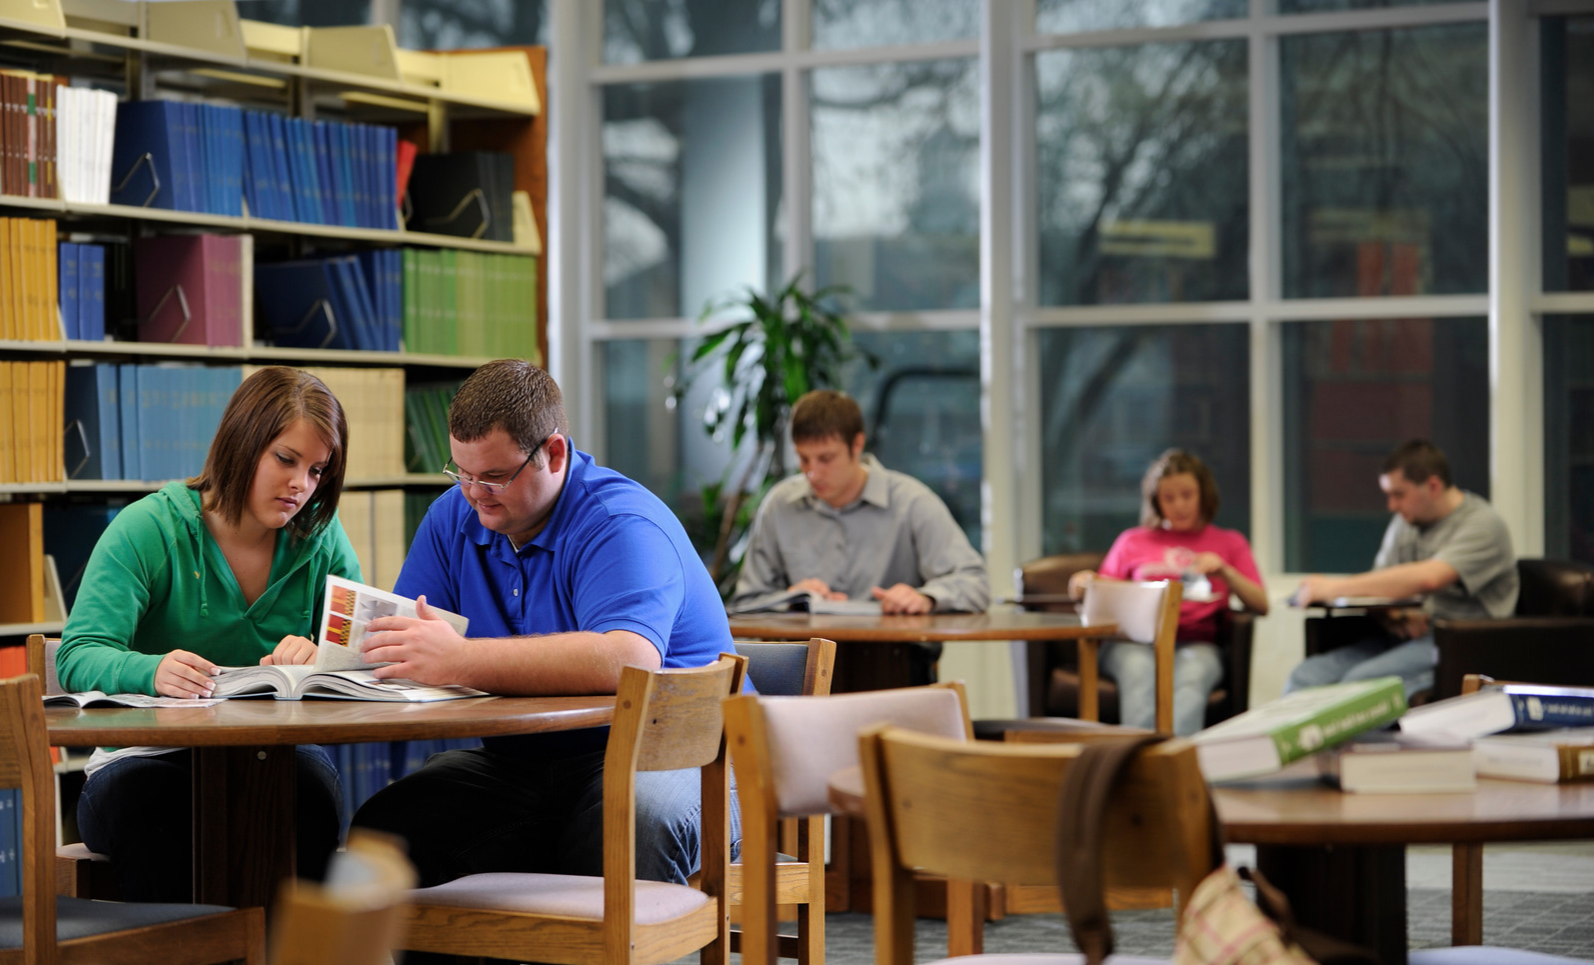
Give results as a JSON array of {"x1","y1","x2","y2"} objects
[{"x1": 410, "y1": 873, "x2": 710, "y2": 924}]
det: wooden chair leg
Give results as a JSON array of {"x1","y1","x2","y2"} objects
[
  {"x1": 1077, "y1": 638, "x2": 1100, "y2": 723},
  {"x1": 1452, "y1": 842, "x2": 1484, "y2": 946}
]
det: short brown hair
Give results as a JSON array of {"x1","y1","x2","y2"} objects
[
  {"x1": 1382, "y1": 439, "x2": 1452, "y2": 487},
  {"x1": 449, "y1": 359, "x2": 568, "y2": 462},
  {"x1": 190, "y1": 366, "x2": 348, "y2": 541},
  {"x1": 790, "y1": 389, "x2": 864, "y2": 445},
  {"x1": 1140, "y1": 448, "x2": 1221, "y2": 528}
]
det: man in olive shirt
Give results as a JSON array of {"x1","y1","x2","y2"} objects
[{"x1": 731, "y1": 390, "x2": 989, "y2": 681}]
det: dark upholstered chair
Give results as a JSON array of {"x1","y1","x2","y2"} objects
[
  {"x1": 1003, "y1": 552, "x2": 1255, "y2": 728},
  {"x1": 1431, "y1": 558, "x2": 1594, "y2": 700}
]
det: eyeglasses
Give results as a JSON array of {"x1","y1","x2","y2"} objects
[{"x1": 442, "y1": 436, "x2": 551, "y2": 495}]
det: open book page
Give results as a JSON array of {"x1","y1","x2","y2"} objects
[
  {"x1": 43, "y1": 691, "x2": 225, "y2": 708},
  {"x1": 727, "y1": 588, "x2": 882, "y2": 616},
  {"x1": 317, "y1": 575, "x2": 470, "y2": 672},
  {"x1": 211, "y1": 664, "x2": 486, "y2": 701}
]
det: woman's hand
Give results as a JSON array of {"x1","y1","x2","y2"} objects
[
  {"x1": 155, "y1": 650, "x2": 218, "y2": 698},
  {"x1": 261, "y1": 635, "x2": 318, "y2": 666},
  {"x1": 1067, "y1": 570, "x2": 1097, "y2": 599},
  {"x1": 1189, "y1": 552, "x2": 1228, "y2": 576}
]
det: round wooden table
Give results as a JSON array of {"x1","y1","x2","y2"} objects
[{"x1": 47, "y1": 695, "x2": 614, "y2": 909}]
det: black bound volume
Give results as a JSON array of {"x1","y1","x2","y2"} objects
[{"x1": 404, "y1": 152, "x2": 516, "y2": 243}]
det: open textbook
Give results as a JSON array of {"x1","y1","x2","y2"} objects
[
  {"x1": 314, "y1": 575, "x2": 470, "y2": 672},
  {"x1": 43, "y1": 692, "x2": 224, "y2": 708},
  {"x1": 726, "y1": 588, "x2": 882, "y2": 616}
]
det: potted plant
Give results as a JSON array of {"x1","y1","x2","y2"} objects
[{"x1": 676, "y1": 272, "x2": 873, "y2": 591}]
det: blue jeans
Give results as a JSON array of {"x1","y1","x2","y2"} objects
[
  {"x1": 1099, "y1": 640, "x2": 1224, "y2": 737},
  {"x1": 77, "y1": 745, "x2": 345, "y2": 903},
  {"x1": 350, "y1": 746, "x2": 740, "y2": 888},
  {"x1": 1283, "y1": 634, "x2": 1436, "y2": 700}
]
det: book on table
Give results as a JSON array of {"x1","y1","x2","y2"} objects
[
  {"x1": 726, "y1": 588, "x2": 883, "y2": 616},
  {"x1": 314, "y1": 574, "x2": 469, "y2": 673},
  {"x1": 1190, "y1": 676, "x2": 1408, "y2": 782},
  {"x1": 1315, "y1": 730, "x2": 1476, "y2": 794},
  {"x1": 1399, "y1": 684, "x2": 1594, "y2": 741},
  {"x1": 1472, "y1": 729, "x2": 1594, "y2": 783},
  {"x1": 43, "y1": 692, "x2": 224, "y2": 708}
]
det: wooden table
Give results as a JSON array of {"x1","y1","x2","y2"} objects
[
  {"x1": 46, "y1": 695, "x2": 614, "y2": 909},
  {"x1": 832, "y1": 762, "x2": 1594, "y2": 964}
]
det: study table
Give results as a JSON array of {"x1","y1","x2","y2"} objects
[
  {"x1": 830, "y1": 760, "x2": 1594, "y2": 964},
  {"x1": 45, "y1": 695, "x2": 615, "y2": 909}
]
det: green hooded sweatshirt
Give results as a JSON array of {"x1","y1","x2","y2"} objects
[{"x1": 58, "y1": 481, "x2": 362, "y2": 696}]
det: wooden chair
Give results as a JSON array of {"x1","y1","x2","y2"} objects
[
  {"x1": 857, "y1": 727, "x2": 1215, "y2": 965},
  {"x1": 268, "y1": 830, "x2": 415, "y2": 965},
  {"x1": 727, "y1": 639, "x2": 836, "y2": 965},
  {"x1": 723, "y1": 682, "x2": 974, "y2": 965},
  {"x1": 397, "y1": 653, "x2": 745, "y2": 965},
  {"x1": 0, "y1": 671, "x2": 266, "y2": 965},
  {"x1": 1075, "y1": 580, "x2": 1184, "y2": 735},
  {"x1": 26, "y1": 634, "x2": 118, "y2": 900}
]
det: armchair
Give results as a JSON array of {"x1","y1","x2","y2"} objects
[{"x1": 1431, "y1": 558, "x2": 1594, "y2": 700}]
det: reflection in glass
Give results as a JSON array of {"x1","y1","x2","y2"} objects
[
  {"x1": 1036, "y1": 0, "x2": 1244, "y2": 34},
  {"x1": 1282, "y1": 318, "x2": 1488, "y2": 574},
  {"x1": 813, "y1": 0, "x2": 978, "y2": 50},
  {"x1": 604, "y1": 0, "x2": 779, "y2": 64},
  {"x1": 1542, "y1": 17, "x2": 1594, "y2": 293},
  {"x1": 1038, "y1": 325, "x2": 1250, "y2": 556},
  {"x1": 603, "y1": 77, "x2": 783, "y2": 321},
  {"x1": 401, "y1": 0, "x2": 545, "y2": 48},
  {"x1": 811, "y1": 60, "x2": 979, "y2": 311},
  {"x1": 846, "y1": 330, "x2": 982, "y2": 548},
  {"x1": 1282, "y1": 0, "x2": 1456, "y2": 11},
  {"x1": 1036, "y1": 42, "x2": 1248, "y2": 306},
  {"x1": 1281, "y1": 25, "x2": 1487, "y2": 298},
  {"x1": 234, "y1": 0, "x2": 369, "y2": 26},
  {"x1": 1544, "y1": 316, "x2": 1594, "y2": 565}
]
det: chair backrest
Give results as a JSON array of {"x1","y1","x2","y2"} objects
[
  {"x1": 268, "y1": 830, "x2": 417, "y2": 965},
  {"x1": 859, "y1": 728, "x2": 1215, "y2": 965},
  {"x1": 726, "y1": 683, "x2": 970, "y2": 819},
  {"x1": 0, "y1": 673, "x2": 60, "y2": 956},
  {"x1": 1081, "y1": 579, "x2": 1182, "y2": 646},
  {"x1": 25, "y1": 634, "x2": 65, "y2": 696},
  {"x1": 1516, "y1": 558, "x2": 1594, "y2": 617},
  {"x1": 733, "y1": 638, "x2": 836, "y2": 698},
  {"x1": 1015, "y1": 553, "x2": 1106, "y2": 603}
]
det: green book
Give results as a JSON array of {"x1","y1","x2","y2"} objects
[{"x1": 1191, "y1": 676, "x2": 1408, "y2": 782}]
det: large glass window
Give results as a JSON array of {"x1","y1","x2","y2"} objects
[
  {"x1": 811, "y1": 59, "x2": 980, "y2": 311},
  {"x1": 1545, "y1": 316, "x2": 1594, "y2": 565},
  {"x1": 401, "y1": 0, "x2": 545, "y2": 48},
  {"x1": 1282, "y1": 0, "x2": 1463, "y2": 12},
  {"x1": 1038, "y1": 324, "x2": 1251, "y2": 556},
  {"x1": 603, "y1": 0, "x2": 780, "y2": 64},
  {"x1": 1035, "y1": 41, "x2": 1249, "y2": 305},
  {"x1": 848, "y1": 330, "x2": 983, "y2": 547},
  {"x1": 1542, "y1": 16, "x2": 1594, "y2": 293},
  {"x1": 813, "y1": 0, "x2": 979, "y2": 50},
  {"x1": 1036, "y1": 0, "x2": 1245, "y2": 35},
  {"x1": 234, "y1": 0, "x2": 369, "y2": 26},
  {"x1": 1282, "y1": 317, "x2": 1489, "y2": 574},
  {"x1": 603, "y1": 77, "x2": 783, "y2": 320},
  {"x1": 1281, "y1": 24, "x2": 1488, "y2": 298}
]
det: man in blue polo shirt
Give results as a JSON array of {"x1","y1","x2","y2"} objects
[{"x1": 350, "y1": 359, "x2": 736, "y2": 894}]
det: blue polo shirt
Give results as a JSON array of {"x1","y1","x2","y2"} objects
[{"x1": 396, "y1": 445, "x2": 736, "y2": 755}]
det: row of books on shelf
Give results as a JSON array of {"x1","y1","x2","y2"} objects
[
  {"x1": 402, "y1": 248, "x2": 539, "y2": 359},
  {"x1": 1193, "y1": 675, "x2": 1594, "y2": 792},
  {"x1": 2, "y1": 361, "x2": 64, "y2": 485},
  {"x1": 404, "y1": 382, "x2": 460, "y2": 474}
]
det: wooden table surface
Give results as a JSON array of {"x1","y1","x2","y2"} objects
[
  {"x1": 728, "y1": 609, "x2": 1114, "y2": 644},
  {"x1": 47, "y1": 695, "x2": 615, "y2": 910}
]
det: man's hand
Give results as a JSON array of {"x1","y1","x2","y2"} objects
[
  {"x1": 155, "y1": 650, "x2": 218, "y2": 698},
  {"x1": 360, "y1": 596, "x2": 475, "y2": 687},
  {"x1": 1379, "y1": 608, "x2": 1430, "y2": 641},
  {"x1": 871, "y1": 583, "x2": 933, "y2": 615},
  {"x1": 1289, "y1": 575, "x2": 1343, "y2": 607},
  {"x1": 261, "y1": 634, "x2": 317, "y2": 666},
  {"x1": 789, "y1": 578, "x2": 847, "y2": 601}
]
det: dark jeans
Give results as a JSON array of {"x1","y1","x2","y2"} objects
[{"x1": 77, "y1": 744, "x2": 345, "y2": 903}]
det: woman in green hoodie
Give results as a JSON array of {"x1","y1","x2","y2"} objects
[{"x1": 59, "y1": 366, "x2": 362, "y2": 902}]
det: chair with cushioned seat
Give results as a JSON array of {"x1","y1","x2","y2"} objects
[
  {"x1": 1432, "y1": 558, "x2": 1594, "y2": 700},
  {"x1": 397, "y1": 654, "x2": 745, "y2": 965},
  {"x1": 0, "y1": 671, "x2": 265, "y2": 965}
]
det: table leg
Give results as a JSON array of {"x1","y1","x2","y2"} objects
[
  {"x1": 1255, "y1": 843, "x2": 1407, "y2": 965},
  {"x1": 192, "y1": 745, "x2": 297, "y2": 908},
  {"x1": 1452, "y1": 843, "x2": 1484, "y2": 946}
]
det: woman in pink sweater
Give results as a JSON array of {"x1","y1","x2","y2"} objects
[{"x1": 1069, "y1": 449, "x2": 1268, "y2": 735}]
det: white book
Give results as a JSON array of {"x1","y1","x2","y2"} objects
[
  {"x1": 315, "y1": 574, "x2": 468, "y2": 672},
  {"x1": 43, "y1": 691, "x2": 224, "y2": 708},
  {"x1": 209, "y1": 664, "x2": 485, "y2": 702},
  {"x1": 726, "y1": 588, "x2": 882, "y2": 617}
]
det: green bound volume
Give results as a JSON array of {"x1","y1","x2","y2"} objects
[{"x1": 1191, "y1": 676, "x2": 1408, "y2": 782}]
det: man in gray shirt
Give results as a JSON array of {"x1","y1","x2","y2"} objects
[
  {"x1": 732, "y1": 390, "x2": 989, "y2": 629},
  {"x1": 1286, "y1": 439, "x2": 1518, "y2": 699}
]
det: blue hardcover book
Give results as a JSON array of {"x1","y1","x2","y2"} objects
[
  {"x1": 241, "y1": 111, "x2": 263, "y2": 219},
  {"x1": 109, "y1": 101, "x2": 181, "y2": 209},
  {"x1": 1403, "y1": 684, "x2": 1594, "y2": 740},
  {"x1": 312, "y1": 122, "x2": 338, "y2": 227},
  {"x1": 321, "y1": 260, "x2": 361, "y2": 351},
  {"x1": 250, "y1": 110, "x2": 286, "y2": 221},
  {"x1": 58, "y1": 242, "x2": 80, "y2": 341},
  {"x1": 336, "y1": 256, "x2": 378, "y2": 351},
  {"x1": 224, "y1": 106, "x2": 245, "y2": 217},
  {"x1": 118, "y1": 364, "x2": 142, "y2": 480},
  {"x1": 178, "y1": 102, "x2": 202, "y2": 213},
  {"x1": 63, "y1": 364, "x2": 118, "y2": 479},
  {"x1": 354, "y1": 123, "x2": 374, "y2": 229},
  {"x1": 196, "y1": 104, "x2": 215, "y2": 214},
  {"x1": 269, "y1": 113, "x2": 297, "y2": 222},
  {"x1": 292, "y1": 118, "x2": 326, "y2": 225},
  {"x1": 43, "y1": 504, "x2": 121, "y2": 611},
  {"x1": 333, "y1": 123, "x2": 358, "y2": 229},
  {"x1": 356, "y1": 249, "x2": 384, "y2": 348},
  {"x1": 79, "y1": 245, "x2": 105, "y2": 341},
  {"x1": 378, "y1": 125, "x2": 398, "y2": 230},
  {"x1": 256, "y1": 260, "x2": 346, "y2": 350}
]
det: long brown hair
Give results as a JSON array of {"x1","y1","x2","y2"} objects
[
  {"x1": 1139, "y1": 448, "x2": 1220, "y2": 529},
  {"x1": 189, "y1": 366, "x2": 348, "y2": 540}
]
